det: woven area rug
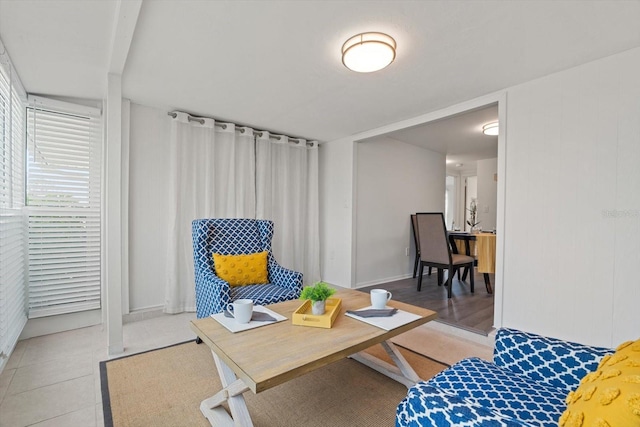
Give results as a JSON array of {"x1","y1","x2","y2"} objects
[{"x1": 100, "y1": 340, "x2": 448, "y2": 427}]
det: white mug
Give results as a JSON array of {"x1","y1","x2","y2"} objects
[
  {"x1": 370, "y1": 289, "x2": 392, "y2": 309},
  {"x1": 227, "y1": 299, "x2": 253, "y2": 324}
]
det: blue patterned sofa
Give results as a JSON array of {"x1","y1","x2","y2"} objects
[
  {"x1": 396, "y1": 328, "x2": 613, "y2": 427},
  {"x1": 192, "y1": 218, "x2": 303, "y2": 318}
]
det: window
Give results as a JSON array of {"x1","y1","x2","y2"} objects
[
  {"x1": 26, "y1": 97, "x2": 102, "y2": 318},
  {"x1": 0, "y1": 52, "x2": 27, "y2": 367},
  {"x1": 445, "y1": 175, "x2": 457, "y2": 230}
]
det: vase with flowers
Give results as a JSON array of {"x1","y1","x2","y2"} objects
[{"x1": 466, "y1": 199, "x2": 481, "y2": 233}]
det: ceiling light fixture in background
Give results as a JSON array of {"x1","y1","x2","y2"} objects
[
  {"x1": 482, "y1": 121, "x2": 499, "y2": 136},
  {"x1": 342, "y1": 32, "x2": 396, "y2": 73}
]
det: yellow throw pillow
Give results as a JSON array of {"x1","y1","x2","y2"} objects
[
  {"x1": 213, "y1": 251, "x2": 268, "y2": 286},
  {"x1": 559, "y1": 338, "x2": 640, "y2": 427}
]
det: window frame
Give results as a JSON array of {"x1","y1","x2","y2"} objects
[{"x1": 25, "y1": 95, "x2": 103, "y2": 319}]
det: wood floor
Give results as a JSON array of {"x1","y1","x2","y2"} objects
[{"x1": 358, "y1": 269, "x2": 495, "y2": 336}]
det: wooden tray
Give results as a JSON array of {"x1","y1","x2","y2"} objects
[{"x1": 292, "y1": 298, "x2": 342, "y2": 328}]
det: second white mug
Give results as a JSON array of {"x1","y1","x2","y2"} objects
[
  {"x1": 370, "y1": 289, "x2": 392, "y2": 309},
  {"x1": 227, "y1": 299, "x2": 253, "y2": 324}
]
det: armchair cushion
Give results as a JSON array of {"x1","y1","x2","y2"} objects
[
  {"x1": 231, "y1": 284, "x2": 300, "y2": 305},
  {"x1": 213, "y1": 251, "x2": 268, "y2": 286},
  {"x1": 396, "y1": 383, "x2": 526, "y2": 427},
  {"x1": 429, "y1": 357, "x2": 567, "y2": 426}
]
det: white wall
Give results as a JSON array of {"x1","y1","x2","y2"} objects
[
  {"x1": 355, "y1": 138, "x2": 445, "y2": 286},
  {"x1": 464, "y1": 176, "x2": 477, "y2": 231},
  {"x1": 128, "y1": 103, "x2": 171, "y2": 311},
  {"x1": 318, "y1": 139, "x2": 355, "y2": 287},
  {"x1": 446, "y1": 168, "x2": 477, "y2": 230},
  {"x1": 476, "y1": 158, "x2": 498, "y2": 231},
  {"x1": 502, "y1": 47, "x2": 640, "y2": 347}
]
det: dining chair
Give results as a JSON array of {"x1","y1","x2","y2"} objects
[
  {"x1": 449, "y1": 232, "x2": 476, "y2": 281},
  {"x1": 415, "y1": 212, "x2": 475, "y2": 298},
  {"x1": 410, "y1": 214, "x2": 432, "y2": 278},
  {"x1": 410, "y1": 214, "x2": 420, "y2": 278},
  {"x1": 414, "y1": 212, "x2": 447, "y2": 287}
]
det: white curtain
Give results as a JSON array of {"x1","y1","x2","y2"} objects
[
  {"x1": 256, "y1": 132, "x2": 320, "y2": 284},
  {"x1": 165, "y1": 112, "x2": 255, "y2": 313},
  {"x1": 164, "y1": 113, "x2": 321, "y2": 313}
]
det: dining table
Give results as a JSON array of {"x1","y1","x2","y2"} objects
[{"x1": 448, "y1": 231, "x2": 495, "y2": 294}]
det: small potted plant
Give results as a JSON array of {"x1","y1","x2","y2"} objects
[{"x1": 300, "y1": 282, "x2": 336, "y2": 315}]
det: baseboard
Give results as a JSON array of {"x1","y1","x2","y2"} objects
[{"x1": 355, "y1": 273, "x2": 413, "y2": 289}]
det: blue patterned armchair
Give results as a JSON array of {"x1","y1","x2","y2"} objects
[
  {"x1": 396, "y1": 328, "x2": 613, "y2": 427},
  {"x1": 192, "y1": 218, "x2": 303, "y2": 318}
]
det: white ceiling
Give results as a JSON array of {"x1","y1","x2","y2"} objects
[
  {"x1": 1, "y1": 1, "x2": 640, "y2": 144},
  {"x1": 366, "y1": 104, "x2": 499, "y2": 168}
]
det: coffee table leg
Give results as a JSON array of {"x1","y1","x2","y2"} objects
[
  {"x1": 381, "y1": 341, "x2": 421, "y2": 383},
  {"x1": 199, "y1": 350, "x2": 254, "y2": 427},
  {"x1": 349, "y1": 341, "x2": 422, "y2": 388}
]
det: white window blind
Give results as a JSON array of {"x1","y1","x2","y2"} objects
[
  {"x1": 26, "y1": 98, "x2": 102, "y2": 318},
  {"x1": 0, "y1": 47, "x2": 27, "y2": 368}
]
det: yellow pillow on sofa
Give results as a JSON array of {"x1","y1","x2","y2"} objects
[
  {"x1": 559, "y1": 338, "x2": 640, "y2": 427},
  {"x1": 213, "y1": 251, "x2": 268, "y2": 286}
]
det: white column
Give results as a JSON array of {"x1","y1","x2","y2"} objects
[
  {"x1": 121, "y1": 99, "x2": 130, "y2": 315},
  {"x1": 106, "y1": 73, "x2": 123, "y2": 355},
  {"x1": 103, "y1": 0, "x2": 141, "y2": 355}
]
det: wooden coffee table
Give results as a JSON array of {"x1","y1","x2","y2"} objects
[{"x1": 190, "y1": 288, "x2": 437, "y2": 427}]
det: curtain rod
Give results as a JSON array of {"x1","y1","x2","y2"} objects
[{"x1": 167, "y1": 111, "x2": 316, "y2": 147}]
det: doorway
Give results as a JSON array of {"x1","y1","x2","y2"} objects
[
  {"x1": 464, "y1": 176, "x2": 478, "y2": 232},
  {"x1": 353, "y1": 94, "x2": 506, "y2": 335},
  {"x1": 445, "y1": 175, "x2": 457, "y2": 230}
]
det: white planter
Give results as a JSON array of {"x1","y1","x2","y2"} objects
[{"x1": 311, "y1": 300, "x2": 326, "y2": 315}]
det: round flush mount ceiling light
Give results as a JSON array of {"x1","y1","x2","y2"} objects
[
  {"x1": 342, "y1": 32, "x2": 396, "y2": 73},
  {"x1": 482, "y1": 121, "x2": 499, "y2": 136}
]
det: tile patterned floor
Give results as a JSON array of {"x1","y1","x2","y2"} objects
[
  {"x1": 0, "y1": 312, "x2": 491, "y2": 426},
  {"x1": 0, "y1": 312, "x2": 196, "y2": 427}
]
